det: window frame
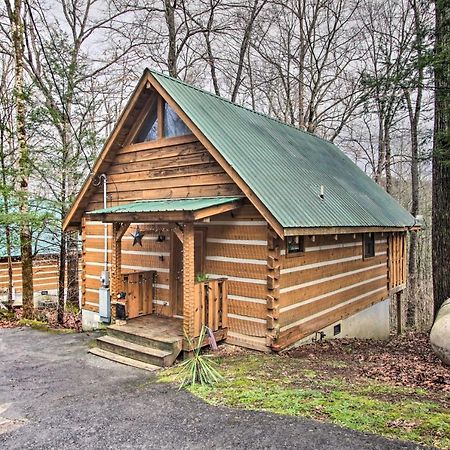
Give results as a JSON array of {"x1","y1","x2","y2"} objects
[
  {"x1": 285, "y1": 235, "x2": 305, "y2": 257},
  {"x1": 363, "y1": 233, "x2": 376, "y2": 259},
  {"x1": 132, "y1": 96, "x2": 195, "y2": 144}
]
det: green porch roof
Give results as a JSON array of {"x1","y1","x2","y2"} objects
[
  {"x1": 150, "y1": 70, "x2": 416, "y2": 230},
  {"x1": 87, "y1": 196, "x2": 243, "y2": 215}
]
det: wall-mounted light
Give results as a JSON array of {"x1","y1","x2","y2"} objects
[
  {"x1": 159, "y1": 255, "x2": 164, "y2": 262},
  {"x1": 157, "y1": 234, "x2": 166, "y2": 242}
]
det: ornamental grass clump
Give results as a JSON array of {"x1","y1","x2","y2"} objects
[{"x1": 177, "y1": 326, "x2": 223, "y2": 387}]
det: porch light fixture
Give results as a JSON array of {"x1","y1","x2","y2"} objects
[{"x1": 157, "y1": 234, "x2": 166, "y2": 242}]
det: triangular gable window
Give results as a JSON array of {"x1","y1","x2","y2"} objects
[
  {"x1": 135, "y1": 102, "x2": 158, "y2": 142},
  {"x1": 133, "y1": 95, "x2": 192, "y2": 143},
  {"x1": 164, "y1": 102, "x2": 191, "y2": 138}
]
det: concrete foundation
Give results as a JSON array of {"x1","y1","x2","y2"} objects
[
  {"x1": 6, "y1": 290, "x2": 58, "y2": 308},
  {"x1": 286, "y1": 298, "x2": 391, "y2": 349},
  {"x1": 81, "y1": 309, "x2": 105, "y2": 331}
]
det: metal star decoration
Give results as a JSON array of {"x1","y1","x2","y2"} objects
[{"x1": 131, "y1": 227, "x2": 145, "y2": 246}]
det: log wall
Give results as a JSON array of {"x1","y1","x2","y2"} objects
[
  {"x1": 0, "y1": 256, "x2": 59, "y2": 295},
  {"x1": 82, "y1": 220, "x2": 172, "y2": 315},
  {"x1": 202, "y1": 205, "x2": 269, "y2": 351},
  {"x1": 86, "y1": 136, "x2": 242, "y2": 211},
  {"x1": 273, "y1": 233, "x2": 389, "y2": 350}
]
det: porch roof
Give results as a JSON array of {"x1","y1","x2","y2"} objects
[{"x1": 86, "y1": 196, "x2": 245, "y2": 222}]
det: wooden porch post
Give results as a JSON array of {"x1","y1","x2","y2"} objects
[
  {"x1": 183, "y1": 222, "x2": 195, "y2": 340},
  {"x1": 111, "y1": 222, "x2": 122, "y2": 308},
  {"x1": 111, "y1": 222, "x2": 130, "y2": 315}
]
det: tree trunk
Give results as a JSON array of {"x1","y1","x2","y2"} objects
[
  {"x1": 432, "y1": 0, "x2": 450, "y2": 317},
  {"x1": 406, "y1": 94, "x2": 420, "y2": 329},
  {"x1": 66, "y1": 231, "x2": 79, "y2": 307},
  {"x1": 375, "y1": 117, "x2": 386, "y2": 185},
  {"x1": 385, "y1": 125, "x2": 392, "y2": 194},
  {"x1": 164, "y1": 0, "x2": 178, "y2": 78},
  {"x1": 231, "y1": 0, "x2": 266, "y2": 102},
  {"x1": 5, "y1": 225, "x2": 13, "y2": 306},
  {"x1": 0, "y1": 120, "x2": 13, "y2": 306},
  {"x1": 8, "y1": 0, "x2": 34, "y2": 318},
  {"x1": 297, "y1": 0, "x2": 306, "y2": 129},
  {"x1": 58, "y1": 229, "x2": 66, "y2": 323}
]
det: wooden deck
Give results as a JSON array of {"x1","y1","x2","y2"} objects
[{"x1": 108, "y1": 314, "x2": 183, "y2": 343}]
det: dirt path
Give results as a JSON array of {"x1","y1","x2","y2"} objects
[{"x1": 0, "y1": 329, "x2": 431, "y2": 450}]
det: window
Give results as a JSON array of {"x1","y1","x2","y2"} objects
[
  {"x1": 133, "y1": 97, "x2": 191, "y2": 143},
  {"x1": 135, "y1": 101, "x2": 158, "y2": 142},
  {"x1": 164, "y1": 103, "x2": 191, "y2": 138},
  {"x1": 363, "y1": 233, "x2": 375, "y2": 258},
  {"x1": 286, "y1": 235, "x2": 305, "y2": 256}
]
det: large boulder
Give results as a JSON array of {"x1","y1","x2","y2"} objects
[{"x1": 430, "y1": 298, "x2": 450, "y2": 366}]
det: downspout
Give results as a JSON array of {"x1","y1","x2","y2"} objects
[
  {"x1": 99, "y1": 173, "x2": 109, "y2": 287},
  {"x1": 101, "y1": 174, "x2": 108, "y2": 273}
]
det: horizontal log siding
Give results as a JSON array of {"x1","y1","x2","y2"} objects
[
  {"x1": 274, "y1": 233, "x2": 388, "y2": 349},
  {"x1": 83, "y1": 221, "x2": 171, "y2": 315},
  {"x1": 86, "y1": 138, "x2": 242, "y2": 211},
  {"x1": 0, "y1": 257, "x2": 59, "y2": 294},
  {"x1": 202, "y1": 206, "x2": 268, "y2": 341}
]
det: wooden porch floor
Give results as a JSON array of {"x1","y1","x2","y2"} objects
[{"x1": 107, "y1": 314, "x2": 183, "y2": 343}]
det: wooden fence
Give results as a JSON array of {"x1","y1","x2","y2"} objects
[
  {"x1": 193, "y1": 278, "x2": 228, "y2": 338},
  {"x1": 388, "y1": 232, "x2": 407, "y2": 290}
]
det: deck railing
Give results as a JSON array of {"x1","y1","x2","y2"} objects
[{"x1": 193, "y1": 278, "x2": 228, "y2": 338}]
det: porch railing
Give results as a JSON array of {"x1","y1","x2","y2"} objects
[{"x1": 193, "y1": 278, "x2": 228, "y2": 338}]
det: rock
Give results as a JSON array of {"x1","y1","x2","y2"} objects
[{"x1": 430, "y1": 298, "x2": 450, "y2": 366}]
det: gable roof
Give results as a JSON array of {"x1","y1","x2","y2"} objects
[
  {"x1": 150, "y1": 70, "x2": 415, "y2": 230},
  {"x1": 64, "y1": 69, "x2": 415, "y2": 233}
]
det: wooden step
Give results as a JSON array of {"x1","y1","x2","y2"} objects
[
  {"x1": 107, "y1": 325, "x2": 182, "y2": 353},
  {"x1": 96, "y1": 335, "x2": 178, "y2": 367},
  {"x1": 89, "y1": 347, "x2": 160, "y2": 372}
]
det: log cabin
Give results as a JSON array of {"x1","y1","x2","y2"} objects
[
  {"x1": 0, "y1": 215, "x2": 60, "y2": 305},
  {"x1": 63, "y1": 69, "x2": 417, "y2": 369}
]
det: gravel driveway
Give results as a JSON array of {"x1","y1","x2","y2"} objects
[{"x1": 0, "y1": 328, "x2": 429, "y2": 450}]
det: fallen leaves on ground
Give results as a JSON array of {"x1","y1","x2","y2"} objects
[
  {"x1": 287, "y1": 333, "x2": 449, "y2": 393},
  {"x1": 0, "y1": 307, "x2": 82, "y2": 332}
]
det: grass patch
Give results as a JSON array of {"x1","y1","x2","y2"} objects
[
  {"x1": 159, "y1": 354, "x2": 450, "y2": 449},
  {"x1": 18, "y1": 318, "x2": 75, "y2": 334}
]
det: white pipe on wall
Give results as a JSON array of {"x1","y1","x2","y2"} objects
[{"x1": 100, "y1": 174, "x2": 108, "y2": 274}]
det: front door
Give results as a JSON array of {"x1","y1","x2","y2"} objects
[
  {"x1": 171, "y1": 227, "x2": 206, "y2": 317},
  {"x1": 123, "y1": 271, "x2": 154, "y2": 318}
]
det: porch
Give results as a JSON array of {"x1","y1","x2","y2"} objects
[{"x1": 87, "y1": 197, "x2": 241, "y2": 366}]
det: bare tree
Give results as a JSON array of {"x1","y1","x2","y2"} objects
[
  {"x1": 402, "y1": 0, "x2": 432, "y2": 327},
  {"x1": 5, "y1": 0, "x2": 34, "y2": 318},
  {"x1": 0, "y1": 54, "x2": 16, "y2": 307}
]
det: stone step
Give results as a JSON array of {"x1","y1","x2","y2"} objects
[
  {"x1": 96, "y1": 335, "x2": 178, "y2": 367},
  {"x1": 89, "y1": 347, "x2": 161, "y2": 372},
  {"x1": 106, "y1": 326, "x2": 181, "y2": 354}
]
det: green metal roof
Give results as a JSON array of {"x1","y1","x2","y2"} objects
[
  {"x1": 87, "y1": 197, "x2": 243, "y2": 215},
  {"x1": 151, "y1": 70, "x2": 415, "y2": 229}
]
